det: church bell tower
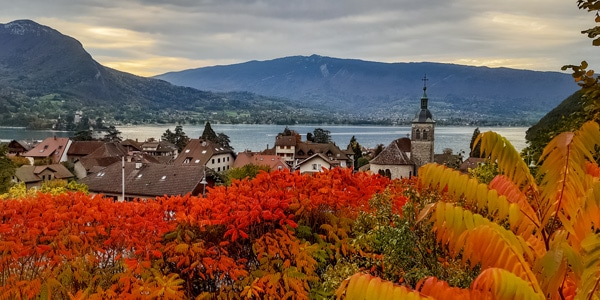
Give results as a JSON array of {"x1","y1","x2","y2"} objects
[{"x1": 411, "y1": 75, "x2": 435, "y2": 169}]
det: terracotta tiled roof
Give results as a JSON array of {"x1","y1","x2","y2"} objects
[
  {"x1": 85, "y1": 142, "x2": 128, "y2": 158},
  {"x1": 121, "y1": 139, "x2": 142, "y2": 151},
  {"x1": 173, "y1": 139, "x2": 234, "y2": 166},
  {"x1": 67, "y1": 141, "x2": 105, "y2": 156},
  {"x1": 233, "y1": 152, "x2": 290, "y2": 170},
  {"x1": 80, "y1": 162, "x2": 206, "y2": 197},
  {"x1": 274, "y1": 135, "x2": 298, "y2": 147},
  {"x1": 23, "y1": 137, "x2": 71, "y2": 163},
  {"x1": 370, "y1": 138, "x2": 413, "y2": 165}
]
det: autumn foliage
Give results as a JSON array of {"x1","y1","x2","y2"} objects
[{"x1": 0, "y1": 168, "x2": 407, "y2": 299}]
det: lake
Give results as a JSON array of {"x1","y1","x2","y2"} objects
[{"x1": 1, "y1": 124, "x2": 529, "y2": 154}]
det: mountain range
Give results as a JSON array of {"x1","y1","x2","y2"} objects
[
  {"x1": 0, "y1": 19, "x2": 582, "y2": 128},
  {"x1": 0, "y1": 20, "x2": 316, "y2": 128},
  {"x1": 156, "y1": 55, "x2": 579, "y2": 125}
]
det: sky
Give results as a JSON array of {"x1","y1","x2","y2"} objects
[{"x1": 1, "y1": 0, "x2": 599, "y2": 77}]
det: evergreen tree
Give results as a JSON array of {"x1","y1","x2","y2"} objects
[
  {"x1": 347, "y1": 135, "x2": 364, "y2": 169},
  {"x1": 312, "y1": 128, "x2": 331, "y2": 143},
  {"x1": 201, "y1": 122, "x2": 218, "y2": 142},
  {"x1": 216, "y1": 132, "x2": 233, "y2": 150},
  {"x1": 469, "y1": 127, "x2": 481, "y2": 157},
  {"x1": 73, "y1": 130, "x2": 93, "y2": 141},
  {"x1": 162, "y1": 125, "x2": 190, "y2": 151},
  {"x1": 103, "y1": 126, "x2": 122, "y2": 143}
]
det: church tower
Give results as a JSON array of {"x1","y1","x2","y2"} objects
[{"x1": 411, "y1": 75, "x2": 435, "y2": 169}]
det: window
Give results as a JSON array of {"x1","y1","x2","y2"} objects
[
  {"x1": 218, "y1": 158, "x2": 221, "y2": 163},
  {"x1": 312, "y1": 164, "x2": 317, "y2": 170},
  {"x1": 218, "y1": 167, "x2": 221, "y2": 171},
  {"x1": 195, "y1": 159, "x2": 200, "y2": 164},
  {"x1": 423, "y1": 131, "x2": 428, "y2": 140},
  {"x1": 160, "y1": 175, "x2": 167, "y2": 181},
  {"x1": 185, "y1": 149, "x2": 190, "y2": 153},
  {"x1": 415, "y1": 130, "x2": 420, "y2": 140},
  {"x1": 212, "y1": 159, "x2": 215, "y2": 164},
  {"x1": 183, "y1": 158, "x2": 191, "y2": 164}
]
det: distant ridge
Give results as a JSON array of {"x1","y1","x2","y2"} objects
[
  {"x1": 156, "y1": 54, "x2": 579, "y2": 125},
  {"x1": 0, "y1": 20, "x2": 315, "y2": 128}
]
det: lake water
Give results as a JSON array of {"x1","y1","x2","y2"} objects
[{"x1": 1, "y1": 124, "x2": 529, "y2": 154}]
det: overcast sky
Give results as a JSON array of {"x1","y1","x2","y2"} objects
[{"x1": 1, "y1": 0, "x2": 598, "y2": 77}]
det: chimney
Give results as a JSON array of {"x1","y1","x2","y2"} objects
[{"x1": 53, "y1": 135, "x2": 57, "y2": 140}]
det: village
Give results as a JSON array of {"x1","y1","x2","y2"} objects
[{"x1": 4, "y1": 81, "x2": 482, "y2": 201}]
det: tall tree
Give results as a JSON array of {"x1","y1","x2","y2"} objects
[
  {"x1": 469, "y1": 127, "x2": 481, "y2": 157},
  {"x1": 311, "y1": 128, "x2": 331, "y2": 143},
  {"x1": 201, "y1": 122, "x2": 218, "y2": 143},
  {"x1": 103, "y1": 125, "x2": 122, "y2": 143},
  {"x1": 0, "y1": 145, "x2": 16, "y2": 194},
  {"x1": 73, "y1": 129, "x2": 93, "y2": 141},
  {"x1": 216, "y1": 132, "x2": 233, "y2": 150},
  {"x1": 162, "y1": 125, "x2": 190, "y2": 151},
  {"x1": 347, "y1": 135, "x2": 363, "y2": 169}
]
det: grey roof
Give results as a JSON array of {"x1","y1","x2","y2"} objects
[
  {"x1": 80, "y1": 162, "x2": 206, "y2": 197},
  {"x1": 370, "y1": 138, "x2": 413, "y2": 166},
  {"x1": 15, "y1": 164, "x2": 74, "y2": 183},
  {"x1": 294, "y1": 142, "x2": 349, "y2": 161},
  {"x1": 173, "y1": 139, "x2": 234, "y2": 166},
  {"x1": 412, "y1": 87, "x2": 435, "y2": 123}
]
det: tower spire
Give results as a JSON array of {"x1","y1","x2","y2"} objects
[{"x1": 420, "y1": 74, "x2": 429, "y2": 109}]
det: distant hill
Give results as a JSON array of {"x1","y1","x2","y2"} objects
[
  {"x1": 156, "y1": 55, "x2": 579, "y2": 125},
  {"x1": 0, "y1": 20, "x2": 318, "y2": 128}
]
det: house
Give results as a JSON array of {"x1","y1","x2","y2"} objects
[
  {"x1": 23, "y1": 136, "x2": 71, "y2": 165},
  {"x1": 66, "y1": 141, "x2": 105, "y2": 163},
  {"x1": 121, "y1": 139, "x2": 142, "y2": 152},
  {"x1": 141, "y1": 140, "x2": 178, "y2": 163},
  {"x1": 459, "y1": 157, "x2": 486, "y2": 174},
  {"x1": 173, "y1": 139, "x2": 235, "y2": 172},
  {"x1": 296, "y1": 153, "x2": 332, "y2": 174},
  {"x1": 267, "y1": 131, "x2": 353, "y2": 170},
  {"x1": 233, "y1": 151, "x2": 289, "y2": 171},
  {"x1": 72, "y1": 142, "x2": 130, "y2": 179},
  {"x1": 274, "y1": 133, "x2": 299, "y2": 162},
  {"x1": 293, "y1": 142, "x2": 352, "y2": 169},
  {"x1": 79, "y1": 162, "x2": 212, "y2": 201},
  {"x1": 367, "y1": 76, "x2": 437, "y2": 178},
  {"x1": 369, "y1": 138, "x2": 415, "y2": 179},
  {"x1": 7, "y1": 140, "x2": 35, "y2": 157},
  {"x1": 13, "y1": 164, "x2": 74, "y2": 189}
]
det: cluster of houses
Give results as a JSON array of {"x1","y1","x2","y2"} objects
[
  {"x1": 7, "y1": 79, "x2": 477, "y2": 201},
  {"x1": 7, "y1": 131, "x2": 359, "y2": 201}
]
